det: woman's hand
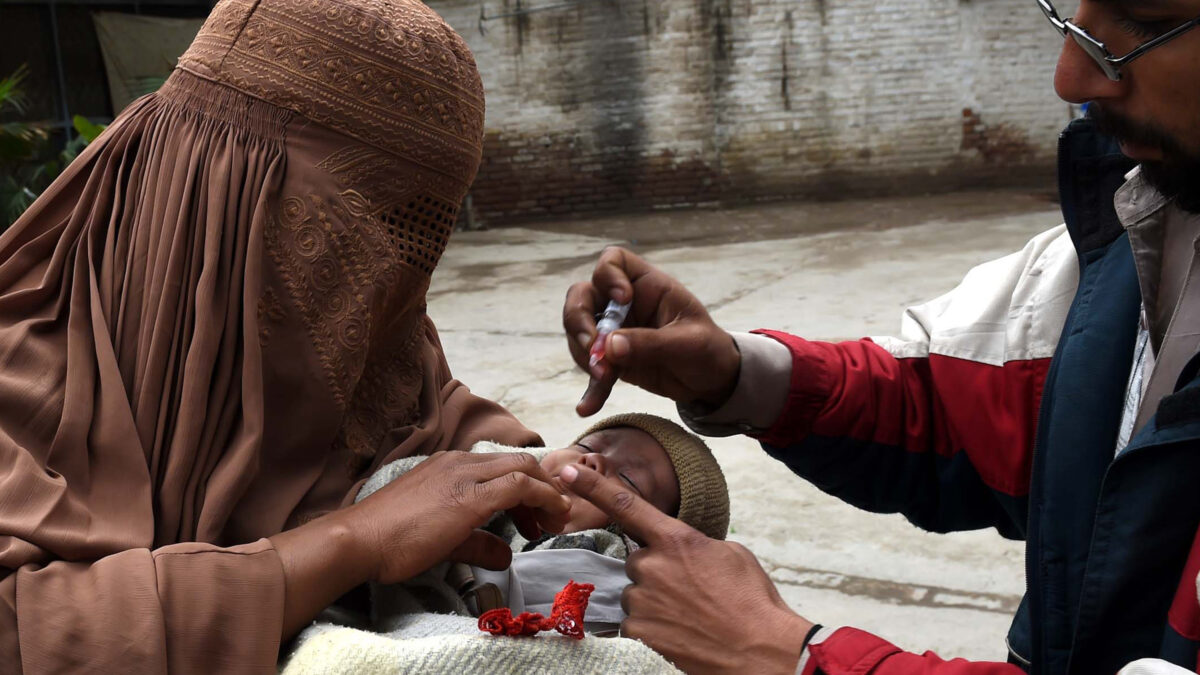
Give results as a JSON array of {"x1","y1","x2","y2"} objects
[
  {"x1": 270, "y1": 450, "x2": 570, "y2": 638},
  {"x1": 563, "y1": 246, "x2": 742, "y2": 417},
  {"x1": 343, "y1": 450, "x2": 572, "y2": 584}
]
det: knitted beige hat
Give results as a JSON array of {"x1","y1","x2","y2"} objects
[{"x1": 576, "y1": 413, "x2": 730, "y2": 540}]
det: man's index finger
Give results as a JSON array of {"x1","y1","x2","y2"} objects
[{"x1": 561, "y1": 464, "x2": 678, "y2": 547}]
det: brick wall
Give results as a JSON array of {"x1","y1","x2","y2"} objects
[{"x1": 430, "y1": 0, "x2": 1070, "y2": 224}]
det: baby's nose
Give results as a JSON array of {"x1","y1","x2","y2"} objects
[{"x1": 578, "y1": 453, "x2": 607, "y2": 474}]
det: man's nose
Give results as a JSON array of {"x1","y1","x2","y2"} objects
[{"x1": 1053, "y1": 34, "x2": 1126, "y2": 104}]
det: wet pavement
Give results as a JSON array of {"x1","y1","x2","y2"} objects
[{"x1": 429, "y1": 188, "x2": 1062, "y2": 660}]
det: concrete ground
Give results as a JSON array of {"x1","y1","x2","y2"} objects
[{"x1": 428, "y1": 188, "x2": 1064, "y2": 661}]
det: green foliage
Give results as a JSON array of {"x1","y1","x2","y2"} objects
[
  {"x1": 0, "y1": 66, "x2": 107, "y2": 230},
  {"x1": 73, "y1": 114, "x2": 105, "y2": 144},
  {"x1": 0, "y1": 65, "x2": 28, "y2": 110},
  {"x1": 0, "y1": 66, "x2": 48, "y2": 163}
]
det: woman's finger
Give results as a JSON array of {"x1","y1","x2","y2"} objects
[
  {"x1": 506, "y1": 502, "x2": 570, "y2": 540},
  {"x1": 443, "y1": 452, "x2": 574, "y2": 521},
  {"x1": 473, "y1": 468, "x2": 572, "y2": 522},
  {"x1": 447, "y1": 529, "x2": 513, "y2": 571},
  {"x1": 507, "y1": 504, "x2": 546, "y2": 540},
  {"x1": 466, "y1": 451, "x2": 558, "y2": 487},
  {"x1": 530, "y1": 504, "x2": 570, "y2": 535}
]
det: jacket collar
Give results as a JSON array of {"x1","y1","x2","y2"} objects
[{"x1": 1057, "y1": 117, "x2": 1137, "y2": 255}]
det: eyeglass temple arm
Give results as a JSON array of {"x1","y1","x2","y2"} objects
[
  {"x1": 1039, "y1": 0, "x2": 1066, "y2": 29},
  {"x1": 1109, "y1": 14, "x2": 1200, "y2": 65}
]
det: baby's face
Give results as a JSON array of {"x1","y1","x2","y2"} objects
[{"x1": 540, "y1": 427, "x2": 680, "y2": 534}]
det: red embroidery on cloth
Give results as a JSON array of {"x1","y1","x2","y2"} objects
[{"x1": 478, "y1": 580, "x2": 595, "y2": 640}]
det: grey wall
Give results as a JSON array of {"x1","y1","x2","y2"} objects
[{"x1": 432, "y1": 0, "x2": 1071, "y2": 223}]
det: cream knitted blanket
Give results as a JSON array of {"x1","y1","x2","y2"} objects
[{"x1": 281, "y1": 614, "x2": 680, "y2": 675}]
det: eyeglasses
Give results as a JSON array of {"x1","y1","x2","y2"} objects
[{"x1": 1038, "y1": 0, "x2": 1200, "y2": 81}]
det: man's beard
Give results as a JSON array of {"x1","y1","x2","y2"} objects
[{"x1": 1087, "y1": 104, "x2": 1200, "y2": 213}]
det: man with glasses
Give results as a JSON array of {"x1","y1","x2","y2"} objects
[{"x1": 558, "y1": 1, "x2": 1200, "y2": 674}]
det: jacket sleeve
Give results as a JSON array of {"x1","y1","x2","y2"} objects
[
  {"x1": 756, "y1": 226, "x2": 1078, "y2": 537},
  {"x1": 0, "y1": 539, "x2": 285, "y2": 674},
  {"x1": 797, "y1": 630, "x2": 1200, "y2": 675},
  {"x1": 799, "y1": 627, "x2": 1027, "y2": 675}
]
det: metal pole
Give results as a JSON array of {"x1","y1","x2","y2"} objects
[{"x1": 47, "y1": 0, "x2": 73, "y2": 148}]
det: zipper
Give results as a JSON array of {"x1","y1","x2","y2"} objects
[
  {"x1": 1019, "y1": 127, "x2": 1076, "y2": 675},
  {"x1": 1007, "y1": 636, "x2": 1033, "y2": 668},
  {"x1": 1023, "y1": 342, "x2": 1061, "y2": 675},
  {"x1": 1023, "y1": 403, "x2": 1045, "y2": 675}
]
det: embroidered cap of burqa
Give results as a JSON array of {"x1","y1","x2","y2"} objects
[{"x1": 0, "y1": 0, "x2": 539, "y2": 671}]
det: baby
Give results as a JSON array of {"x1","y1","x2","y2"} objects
[
  {"x1": 356, "y1": 413, "x2": 730, "y2": 637},
  {"x1": 532, "y1": 412, "x2": 729, "y2": 540}
]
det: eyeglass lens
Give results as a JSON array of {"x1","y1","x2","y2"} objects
[
  {"x1": 1071, "y1": 32, "x2": 1121, "y2": 78},
  {"x1": 1040, "y1": 1, "x2": 1123, "y2": 79}
]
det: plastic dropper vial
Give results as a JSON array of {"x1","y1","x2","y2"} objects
[{"x1": 588, "y1": 300, "x2": 632, "y2": 368}]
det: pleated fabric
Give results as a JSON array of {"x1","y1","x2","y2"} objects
[{"x1": 0, "y1": 0, "x2": 539, "y2": 671}]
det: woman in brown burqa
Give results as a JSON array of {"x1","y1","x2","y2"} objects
[{"x1": 0, "y1": 0, "x2": 573, "y2": 671}]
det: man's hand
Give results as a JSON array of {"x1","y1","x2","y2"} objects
[
  {"x1": 563, "y1": 247, "x2": 741, "y2": 417},
  {"x1": 560, "y1": 463, "x2": 813, "y2": 675}
]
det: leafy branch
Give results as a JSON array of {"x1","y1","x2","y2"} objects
[{"x1": 1, "y1": 65, "x2": 107, "y2": 229}]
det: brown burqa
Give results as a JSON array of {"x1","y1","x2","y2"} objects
[{"x1": 0, "y1": 0, "x2": 540, "y2": 671}]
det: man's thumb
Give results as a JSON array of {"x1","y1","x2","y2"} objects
[{"x1": 606, "y1": 333, "x2": 632, "y2": 362}]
